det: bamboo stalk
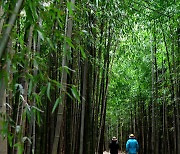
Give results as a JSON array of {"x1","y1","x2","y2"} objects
[{"x1": 0, "y1": 0, "x2": 24, "y2": 60}]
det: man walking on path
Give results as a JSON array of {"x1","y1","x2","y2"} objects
[
  {"x1": 126, "y1": 134, "x2": 139, "y2": 154},
  {"x1": 109, "y1": 136, "x2": 120, "y2": 154}
]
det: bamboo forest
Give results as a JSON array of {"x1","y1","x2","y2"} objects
[{"x1": 0, "y1": 0, "x2": 179, "y2": 154}]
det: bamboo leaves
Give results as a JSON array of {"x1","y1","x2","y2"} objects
[
  {"x1": 67, "y1": 2, "x2": 74, "y2": 16},
  {"x1": 52, "y1": 97, "x2": 62, "y2": 113},
  {"x1": 79, "y1": 45, "x2": 86, "y2": 59},
  {"x1": 47, "y1": 82, "x2": 51, "y2": 101},
  {"x1": 71, "y1": 85, "x2": 80, "y2": 102},
  {"x1": 0, "y1": 0, "x2": 179, "y2": 153}
]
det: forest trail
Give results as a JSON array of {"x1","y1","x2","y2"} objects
[
  {"x1": 0, "y1": 1, "x2": 179, "y2": 154},
  {"x1": 103, "y1": 151, "x2": 125, "y2": 154}
]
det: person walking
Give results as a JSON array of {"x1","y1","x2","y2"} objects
[
  {"x1": 109, "y1": 136, "x2": 119, "y2": 154},
  {"x1": 126, "y1": 134, "x2": 139, "y2": 154}
]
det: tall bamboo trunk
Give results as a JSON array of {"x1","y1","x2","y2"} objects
[
  {"x1": 98, "y1": 24, "x2": 112, "y2": 153},
  {"x1": 94, "y1": 22, "x2": 103, "y2": 152},
  {"x1": 0, "y1": 0, "x2": 24, "y2": 59},
  {"x1": 162, "y1": 58, "x2": 166, "y2": 154},
  {"x1": 162, "y1": 25, "x2": 177, "y2": 153},
  {"x1": 151, "y1": 34, "x2": 155, "y2": 153},
  {"x1": 26, "y1": 25, "x2": 34, "y2": 154},
  {"x1": 79, "y1": 60, "x2": 88, "y2": 154},
  {"x1": 171, "y1": 26, "x2": 180, "y2": 154},
  {"x1": 0, "y1": 36, "x2": 13, "y2": 154},
  {"x1": 0, "y1": 70, "x2": 8, "y2": 154},
  {"x1": 176, "y1": 27, "x2": 180, "y2": 154},
  {"x1": 0, "y1": 5, "x2": 4, "y2": 34},
  {"x1": 52, "y1": 1, "x2": 75, "y2": 153},
  {"x1": 0, "y1": 89, "x2": 7, "y2": 154},
  {"x1": 33, "y1": 18, "x2": 42, "y2": 153},
  {"x1": 146, "y1": 106, "x2": 150, "y2": 154},
  {"x1": 153, "y1": 26, "x2": 159, "y2": 154}
]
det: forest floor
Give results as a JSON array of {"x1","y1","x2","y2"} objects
[{"x1": 103, "y1": 151, "x2": 125, "y2": 154}]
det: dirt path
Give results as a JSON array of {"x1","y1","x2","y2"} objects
[{"x1": 103, "y1": 151, "x2": 125, "y2": 154}]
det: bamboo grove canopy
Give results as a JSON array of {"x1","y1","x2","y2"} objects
[{"x1": 0, "y1": 0, "x2": 179, "y2": 154}]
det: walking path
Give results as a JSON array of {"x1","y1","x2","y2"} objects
[{"x1": 103, "y1": 151, "x2": 125, "y2": 154}]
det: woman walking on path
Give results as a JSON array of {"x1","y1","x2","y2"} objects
[
  {"x1": 109, "y1": 137, "x2": 120, "y2": 154},
  {"x1": 126, "y1": 134, "x2": 139, "y2": 154}
]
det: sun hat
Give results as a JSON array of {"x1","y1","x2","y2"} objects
[
  {"x1": 112, "y1": 136, "x2": 117, "y2": 141},
  {"x1": 129, "y1": 134, "x2": 135, "y2": 138}
]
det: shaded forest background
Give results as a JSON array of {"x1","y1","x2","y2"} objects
[{"x1": 0, "y1": 0, "x2": 179, "y2": 154}]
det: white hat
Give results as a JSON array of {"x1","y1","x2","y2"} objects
[{"x1": 112, "y1": 136, "x2": 117, "y2": 141}]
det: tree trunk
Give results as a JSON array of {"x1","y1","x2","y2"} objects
[
  {"x1": 94, "y1": 21, "x2": 103, "y2": 152},
  {"x1": 0, "y1": 5, "x2": 4, "y2": 34},
  {"x1": 26, "y1": 25, "x2": 34, "y2": 154},
  {"x1": 0, "y1": 74, "x2": 7, "y2": 154},
  {"x1": 52, "y1": 1, "x2": 75, "y2": 153},
  {"x1": 98, "y1": 24, "x2": 112, "y2": 153},
  {"x1": 0, "y1": 37, "x2": 12, "y2": 154},
  {"x1": 162, "y1": 25, "x2": 177, "y2": 153},
  {"x1": 79, "y1": 60, "x2": 88, "y2": 154},
  {"x1": 0, "y1": 0, "x2": 24, "y2": 59},
  {"x1": 0, "y1": 90, "x2": 7, "y2": 154},
  {"x1": 153, "y1": 25, "x2": 159, "y2": 154},
  {"x1": 176, "y1": 27, "x2": 180, "y2": 154},
  {"x1": 151, "y1": 33, "x2": 155, "y2": 154}
]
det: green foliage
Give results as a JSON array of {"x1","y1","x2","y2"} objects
[
  {"x1": 105, "y1": 1, "x2": 180, "y2": 147},
  {"x1": 52, "y1": 97, "x2": 62, "y2": 114},
  {"x1": 46, "y1": 82, "x2": 51, "y2": 101},
  {"x1": 0, "y1": 0, "x2": 179, "y2": 153},
  {"x1": 71, "y1": 85, "x2": 80, "y2": 102}
]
